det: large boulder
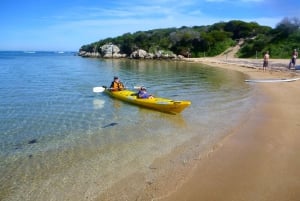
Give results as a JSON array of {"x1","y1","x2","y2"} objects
[
  {"x1": 130, "y1": 49, "x2": 148, "y2": 59},
  {"x1": 101, "y1": 44, "x2": 121, "y2": 58},
  {"x1": 103, "y1": 52, "x2": 127, "y2": 58}
]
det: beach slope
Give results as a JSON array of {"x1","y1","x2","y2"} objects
[{"x1": 162, "y1": 59, "x2": 300, "y2": 201}]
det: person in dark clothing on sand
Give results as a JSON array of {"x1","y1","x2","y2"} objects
[
  {"x1": 263, "y1": 51, "x2": 269, "y2": 71},
  {"x1": 289, "y1": 49, "x2": 298, "y2": 69}
]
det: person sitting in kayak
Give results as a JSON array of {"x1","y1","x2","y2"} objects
[
  {"x1": 137, "y1": 87, "x2": 154, "y2": 99},
  {"x1": 110, "y1": 76, "x2": 124, "y2": 91}
]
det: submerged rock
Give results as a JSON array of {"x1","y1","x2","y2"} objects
[
  {"x1": 28, "y1": 139, "x2": 37, "y2": 144},
  {"x1": 102, "y1": 122, "x2": 118, "y2": 128}
]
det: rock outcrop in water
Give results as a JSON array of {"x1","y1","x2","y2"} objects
[
  {"x1": 78, "y1": 43, "x2": 184, "y2": 60},
  {"x1": 78, "y1": 44, "x2": 127, "y2": 58}
]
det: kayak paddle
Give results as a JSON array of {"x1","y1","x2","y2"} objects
[{"x1": 93, "y1": 86, "x2": 142, "y2": 93}]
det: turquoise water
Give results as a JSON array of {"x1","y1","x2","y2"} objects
[{"x1": 0, "y1": 51, "x2": 253, "y2": 200}]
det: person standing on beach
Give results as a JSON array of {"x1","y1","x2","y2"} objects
[
  {"x1": 289, "y1": 49, "x2": 298, "y2": 69},
  {"x1": 263, "y1": 51, "x2": 269, "y2": 71}
]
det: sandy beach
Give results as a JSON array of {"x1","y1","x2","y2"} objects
[{"x1": 157, "y1": 57, "x2": 300, "y2": 201}]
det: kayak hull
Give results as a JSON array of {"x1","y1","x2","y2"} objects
[{"x1": 104, "y1": 89, "x2": 191, "y2": 114}]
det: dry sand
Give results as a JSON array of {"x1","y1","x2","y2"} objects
[{"x1": 159, "y1": 58, "x2": 300, "y2": 201}]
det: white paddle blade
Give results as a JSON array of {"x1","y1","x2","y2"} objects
[{"x1": 93, "y1": 87, "x2": 105, "y2": 93}]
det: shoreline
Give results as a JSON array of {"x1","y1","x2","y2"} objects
[{"x1": 158, "y1": 57, "x2": 300, "y2": 201}]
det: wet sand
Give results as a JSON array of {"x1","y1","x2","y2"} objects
[{"x1": 160, "y1": 58, "x2": 300, "y2": 201}]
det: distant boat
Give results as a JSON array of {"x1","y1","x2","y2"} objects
[
  {"x1": 57, "y1": 51, "x2": 65, "y2": 54},
  {"x1": 24, "y1": 51, "x2": 36, "y2": 54}
]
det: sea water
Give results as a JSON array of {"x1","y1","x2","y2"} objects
[{"x1": 0, "y1": 51, "x2": 254, "y2": 201}]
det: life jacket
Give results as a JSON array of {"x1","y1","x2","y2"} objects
[
  {"x1": 138, "y1": 90, "x2": 150, "y2": 98},
  {"x1": 110, "y1": 81, "x2": 124, "y2": 91}
]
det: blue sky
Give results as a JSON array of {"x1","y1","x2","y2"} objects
[{"x1": 0, "y1": 0, "x2": 299, "y2": 51}]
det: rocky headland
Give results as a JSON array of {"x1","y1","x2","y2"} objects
[{"x1": 78, "y1": 43, "x2": 184, "y2": 60}]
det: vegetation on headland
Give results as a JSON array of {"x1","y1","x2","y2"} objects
[{"x1": 79, "y1": 17, "x2": 300, "y2": 59}]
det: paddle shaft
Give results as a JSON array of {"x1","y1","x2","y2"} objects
[{"x1": 93, "y1": 86, "x2": 142, "y2": 93}]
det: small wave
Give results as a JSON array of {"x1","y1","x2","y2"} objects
[{"x1": 24, "y1": 51, "x2": 36, "y2": 54}]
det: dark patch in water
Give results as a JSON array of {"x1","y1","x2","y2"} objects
[
  {"x1": 28, "y1": 139, "x2": 37, "y2": 144},
  {"x1": 102, "y1": 122, "x2": 118, "y2": 128},
  {"x1": 170, "y1": 94, "x2": 179, "y2": 97},
  {"x1": 15, "y1": 144, "x2": 21, "y2": 150}
]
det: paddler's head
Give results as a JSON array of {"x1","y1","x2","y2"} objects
[{"x1": 114, "y1": 76, "x2": 119, "y2": 82}]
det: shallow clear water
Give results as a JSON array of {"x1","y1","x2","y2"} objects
[{"x1": 0, "y1": 51, "x2": 253, "y2": 200}]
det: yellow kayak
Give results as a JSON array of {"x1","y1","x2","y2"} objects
[{"x1": 104, "y1": 89, "x2": 191, "y2": 114}]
